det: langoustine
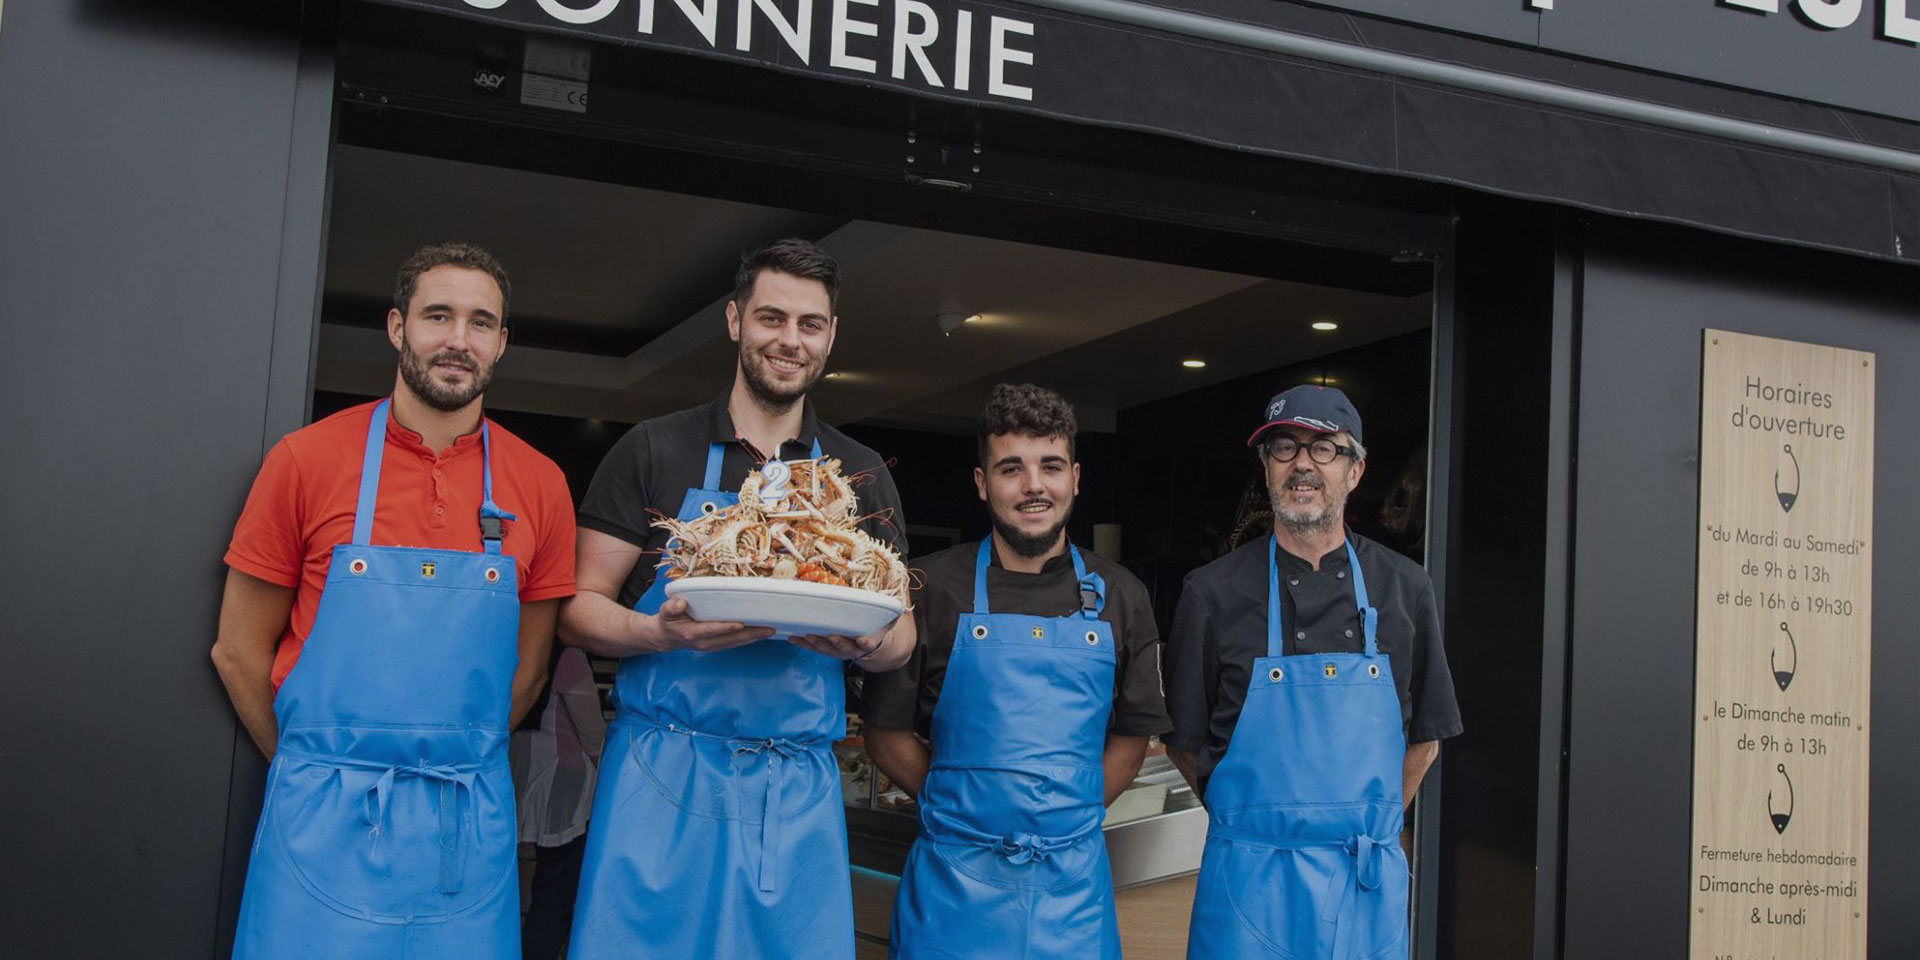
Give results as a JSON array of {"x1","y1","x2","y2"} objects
[{"x1": 653, "y1": 457, "x2": 910, "y2": 608}]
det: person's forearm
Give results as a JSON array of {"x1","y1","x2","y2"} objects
[
  {"x1": 508, "y1": 661, "x2": 549, "y2": 729},
  {"x1": 211, "y1": 569, "x2": 293, "y2": 760},
  {"x1": 864, "y1": 725, "x2": 931, "y2": 798},
  {"x1": 1167, "y1": 746, "x2": 1201, "y2": 797},
  {"x1": 212, "y1": 648, "x2": 280, "y2": 759},
  {"x1": 559, "y1": 677, "x2": 609, "y2": 763},
  {"x1": 1402, "y1": 740, "x2": 1439, "y2": 806},
  {"x1": 855, "y1": 615, "x2": 915, "y2": 673},
  {"x1": 559, "y1": 590, "x2": 657, "y2": 658},
  {"x1": 1101, "y1": 735, "x2": 1150, "y2": 806},
  {"x1": 509, "y1": 599, "x2": 560, "y2": 728}
]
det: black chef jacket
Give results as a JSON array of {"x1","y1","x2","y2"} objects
[
  {"x1": 862, "y1": 540, "x2": 1172, "y2": 739},
  {"x1": 1163, "y1": 533, "x2": 1462, "y2": 796}
]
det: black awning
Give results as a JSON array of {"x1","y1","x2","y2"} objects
[{"x1": 363, "y1": 0, "x2": 1920, "y2": 263}]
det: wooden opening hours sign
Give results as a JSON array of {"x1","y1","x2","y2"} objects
[{"x1": 1692, "y1": 330, "x2": 1874, "y2": 960}]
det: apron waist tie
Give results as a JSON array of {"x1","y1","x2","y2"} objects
[
  {"x1": 1209, "y1": 826, "x2": 1395, "y2": 960},
  {"x1": 645, "y1": 720, "x2": 824, "y2": 894},
  {"x1": 921, "y1": 819, "x2": 1100, "y2": 864},
  {"x1": 279, "y1": 748, "x2": 483, "y2": 895}
]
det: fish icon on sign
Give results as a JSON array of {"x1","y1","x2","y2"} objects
[
  {"x1": 1772, "y1": 621, "x2": 1797, "y2": 692},
  {"x1": 1768, "y1": 764, "x2": 1795, "y2": 835},
  {"x1": 1775, "y1": 444, "x2": 1799, "y2": 513}
]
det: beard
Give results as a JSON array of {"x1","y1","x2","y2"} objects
[
  {"x1": 398, "y1": 335, "x2": 492, "y2": 412},
  {"x1": 1269, "y1": 470, "x2": 1343, "y2": 536},
  {"x1": 992, "y1": 497, "x2": 1072, "y2": 558},
  {"x1": 739, "y1": 346, "x2": 822, "y2": 412}
]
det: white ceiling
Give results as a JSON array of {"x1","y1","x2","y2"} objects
[
  {"x1": 324, "y1": 145, "x2": 838, "y2": 337},
  {"x1": 318, "y1": 146, "x2": 1431, "y2": 431}
]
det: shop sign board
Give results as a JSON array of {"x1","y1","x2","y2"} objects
[
  {"x1": 389, "y1": 0, "x2": 1045, "y2": 102},
  {"x1": 373, "y1": 0, "x2": 1920, "y2": 122},
  {"x1": 1691, "y1": 330, "x2": 1874, "y2": 960},
  {"x1": 1301, "y1": 0, "x2": 1920, "y2": 122}
]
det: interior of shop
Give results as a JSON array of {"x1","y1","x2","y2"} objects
[
  {"x1": 311, "y1": 138, "x2": 1434, "y2": 956},
  {"x1": 317, "y1": 9, "x2": 1438, "y2": 952},
  {"x1": 314, "y1": 139, "x2": 1436, "y2": 593}
]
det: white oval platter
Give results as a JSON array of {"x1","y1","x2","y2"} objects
[{"x1": 662, "y1": 576, "x2": 905, "y2": 638}]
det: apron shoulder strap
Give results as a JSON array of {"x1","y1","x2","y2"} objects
[
  {"x1": 702, "y1": 442, "x2": 727, "y2": 491},
  {"x1": 715, "y1": 438, "x2": 825, "y2": 493},
  {"x1": 1344, "y1": 540, "x2": 1379, "y2": 656},
  {"x1": 1267, "y1": 538, "x2": 1381, "y2": 657},
  {"x1": 353, "y1": 398, "x2": 515, "y2": 553},
  {"x1": 351, "y1": 399, "x2": 391, "y2": 547},
  {"x1": 972, "y1": 540, "x2": 1106, "y2": 619},
  {"x1": 971, "y1": 538, "x2": 994, "y2": 616},
  {"x1": 478, "y1": 420, "x2": 514, "y2": 556},
  {"x1": 1265, "y1": 538, "x2": 1285, "y2": 659},
  {"x1": 1068, "y1": 545, "x2": 1105, "y2": 619}
]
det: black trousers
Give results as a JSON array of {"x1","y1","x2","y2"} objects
[{"x1": 522, "y1": 833, "x2": 587, "y2": 960}]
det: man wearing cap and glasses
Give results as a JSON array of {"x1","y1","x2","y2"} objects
[{"x1": 1163, "y1": 385, "x2": 1460, "y2": 960}]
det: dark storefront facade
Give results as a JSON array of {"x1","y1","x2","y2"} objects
[{"x1": 1, "y1": 1, "x2": 1915, "y2": 958}]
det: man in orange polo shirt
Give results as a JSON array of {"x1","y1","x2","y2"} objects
[{"x1": 211, "y1": 242, "x2": 575, "y2": 959}]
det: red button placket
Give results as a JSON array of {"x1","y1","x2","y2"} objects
[{"x1": 429, "y1": 453, "x2": 448, "y2": 529}]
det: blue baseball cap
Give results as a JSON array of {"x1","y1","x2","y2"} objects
[{"x1": 1246, "y1": 385, "x2": 1363, "y2": 446}]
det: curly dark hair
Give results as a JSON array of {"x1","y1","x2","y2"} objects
[
  {"x1": 977, "y1": 383, "x2": 1078, "y2": 466},
  {"x1": 392, "y1": 241, "x2": 511, "y2": 322},
  {"x1": 732, "y1": 238, "x2": 841, "y2": 314}
]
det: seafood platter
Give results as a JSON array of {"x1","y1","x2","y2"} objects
[{"x1": 658, "y1": 457, "x2": 909, "y2": 638}]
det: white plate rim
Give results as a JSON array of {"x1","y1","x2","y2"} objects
[{"x1": 662, "y1": 575, "x2": 905, "y2": 615}]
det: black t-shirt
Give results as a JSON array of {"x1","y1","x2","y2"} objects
[
  {"x1": 861, "y1": 540, "x2": 1173, "y2": 740},
  {"x1": 577, "y1": 394, "x2": 907, "y2": 607},
  {"x1": 1163, "y1": 533, "x2": 1462, "y2": 794}
]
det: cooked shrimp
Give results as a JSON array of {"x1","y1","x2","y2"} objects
[{"x1": 650, "y1": 456, "x2": 911, "y2": 607}]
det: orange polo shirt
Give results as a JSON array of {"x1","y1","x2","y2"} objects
[{"x1": 225, "y1": 399, "x2": 577, "y2": 690}]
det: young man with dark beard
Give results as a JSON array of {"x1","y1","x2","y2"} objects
[
  {"x1": 864, "y1": 383, "x2": 1169, "y2": 960},
  {"x1": 1162, "y1": 385, "x2": 1461, "y2": 960},
  {"x1": 560, "y1": 238, "x2": 913, "y2": 959},
  {"x1": 213, "y1": 243, "x2": 578, "y2": 959}
]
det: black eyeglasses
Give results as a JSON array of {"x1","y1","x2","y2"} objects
[{"x1": 1263, "y1": 437, "x2": 1356, "y2": 465}]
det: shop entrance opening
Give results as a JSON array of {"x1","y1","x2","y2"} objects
[{"x1": 313, "y1": 13, "x2": 1442, "y2": 954}]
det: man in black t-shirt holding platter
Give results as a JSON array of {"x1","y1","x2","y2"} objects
[
  {"x1": 865, "y1": 383, "x2": 1169, "y2": 960},
  {"x1": 560, "y1": 239, "x2": 913, "y2": 960}
]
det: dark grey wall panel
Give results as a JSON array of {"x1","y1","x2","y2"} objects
[
  {"x1": 0, "y1": 2, "x2": 327, "y2": 955},
  {"x1": 1430, "y1": 195, "x2": 1558, "y2": 960},
  {"x1": 1562, "y1": 221, "x2": 1919, "y2": 959}
]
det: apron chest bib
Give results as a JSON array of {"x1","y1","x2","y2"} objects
[
  {"x1": 1186, "y1": 540, "x2": 1409, "y2": 960},
  {"x1": 570, "y1": 441, "x2": 859, "y2": 960},
  {"x1": 891, "y1": 541, "x2": 1122, "y2": 960}
]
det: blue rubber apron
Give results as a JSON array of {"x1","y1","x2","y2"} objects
[
  {"x1": 891, "y1": 540, "x2": 1120, "y2": 960},
  {"x1": 1186, "y1": 539, "x2": 1409, "y2": 960},
  {"x1": 233, "y1": 398, "x2": 522, "y2": 960},
  {"x1": 570, "y1": 441, "x2": 857, "y2": 960}
]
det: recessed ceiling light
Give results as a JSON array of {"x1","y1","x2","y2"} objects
[
  {"x1": 934, "y1": 312, "x2": 981, "y2": 336},
  {"x1": 824, "y1": 371, "x2": 845, "y2": 379},
  {"x1": 1311, "y1": 321, "x2": 1339, "y2": 332},
  {"x1": 1181, "y1": 359, "x2": 1207, "y2": 369}
]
